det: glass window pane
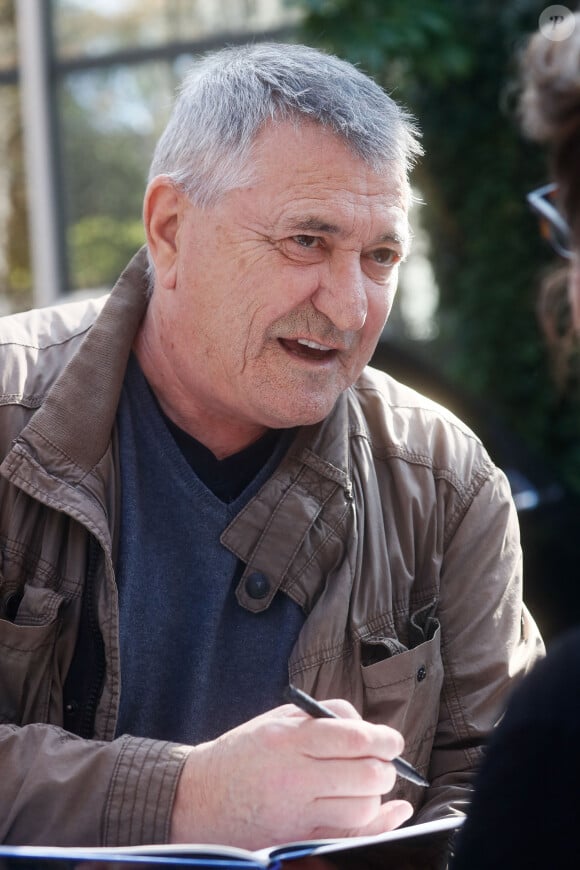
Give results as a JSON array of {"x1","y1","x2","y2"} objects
[
  {"x1": 58, "y1": 62, "x2": 178, "y2": 292},
  {"x1": 52, "y1": 0, "x2": 300, "y2": 61},
  {"x1": 0, "y1": 0, "x2": 17, "y2": 72},
  {"x1": 0, "y1": 83, "x2": 32, "y2": 313}
]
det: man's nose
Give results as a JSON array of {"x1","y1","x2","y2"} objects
[{"x1": 311, "y1": 254, "x2": 368, "y2": 332}]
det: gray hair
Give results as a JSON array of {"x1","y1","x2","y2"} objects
[{"x1": 148, "y1": 42, "x2": 423, "y2": 207}]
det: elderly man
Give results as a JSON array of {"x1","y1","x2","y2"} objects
[{"x1": 0, "y1": 43, "x2": 541, "y2": 850}]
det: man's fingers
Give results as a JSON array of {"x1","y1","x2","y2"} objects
[
  {"x1": 297, "y1": 717, "x2": 405, "y2": 762},
  {"x1": 374, "y1": 799, "x2": 414, "y2": 832},
  {"x1": 309, "y1": 798, "x2": 414, "y2": 839},
  {"x1": 310, "y1": 795, "x2": 383, "y2": 832},
  {"x1": 278, "y1": 697, "x2": 362, "y2": 721},
  {"x1": 299, "y1": 755, "x2": 398, "y2": 799},
  {"x1": 265, "y1": 701, "x2": 405, "y2": 763}
]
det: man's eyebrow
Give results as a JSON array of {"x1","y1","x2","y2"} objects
[
  {"x1": 284, "y1": 217, "x2": 341, "y2": 234},
  {"x1": 282, "y1": 218, "x2": 407, "y2": 248},
  {"x1": 375, "y1": 231, "x2": 406, "y2": 246}
]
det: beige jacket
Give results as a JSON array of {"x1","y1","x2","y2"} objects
[{"x1": 0, "y1": 250, "x2": 543, "y2": 846}]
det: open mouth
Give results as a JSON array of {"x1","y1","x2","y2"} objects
[{"x1": 279, "y1": 338, "x2": 337, "y2": 362}]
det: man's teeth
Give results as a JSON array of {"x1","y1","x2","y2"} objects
[{"x1": 297, "y1": 339, "x2": 331, "y2": 351}]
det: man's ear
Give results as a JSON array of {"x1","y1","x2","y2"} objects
[{"x1": 143, "y1": 175, "x2": 183, "y2": 290}]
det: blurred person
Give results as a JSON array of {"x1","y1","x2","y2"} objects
[
  {"x1": 0, "y1": 42, "x2": 542, "y2": 852},
  {"x1": 452, "y1": 13, "x2": 580, "y2": 869}
]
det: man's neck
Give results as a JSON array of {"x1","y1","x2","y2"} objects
[{"x1": 132, "y1": 321, "x2": 268, "y2": 459}]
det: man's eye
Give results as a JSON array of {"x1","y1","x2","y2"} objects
[
  {"x1": 370, "y1": 248, "x2": 400, "y2": 266},
  {"x1": 292, "y1": 235, "x2": 320, "y2": 249}
]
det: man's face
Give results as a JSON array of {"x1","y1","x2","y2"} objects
[{"x1": 147, "y1": 121, "x2": 410, "y2": 444}]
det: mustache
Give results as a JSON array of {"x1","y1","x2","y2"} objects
[{"x1": 270, "y1": 310, "x2": 352, "y2": 345}]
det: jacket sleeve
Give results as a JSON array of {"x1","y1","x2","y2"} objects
[
  {"x1": 413, "y1": 465, "x2": 544, "y2": 823},
  {"x1": 0, "y1": 723, "x2": 191, "y2": 845}
]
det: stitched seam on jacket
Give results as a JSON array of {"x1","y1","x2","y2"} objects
[
  {"x1": 350, "y1": 388, "x2": 485, "y2": 445},
  {"x1": 349, "y1": 430, "x2": 497, "y2": 546},
  {"x1": 438, "y1": 624, "x2": 479, "y2": 767},
  {"x1": 103, "y1": 737, "x2": 133, "y2": 844},
  {"x1": 290, "y1": 635, "x2": 362, "y2": 672},
  {"x1": 103, "y1": 737, "x2": 157, "y2": 844},
  {"x1": 285, "y1": 498, "x2": 351, "y2": 592},
  {"x1": 226, "y1": 466, "x2": 343, "y2": 575},
  {"x1": 0, "y1": 327, "x2": 93, "y2": 351},
  {"x1": 6, "y1": 451, "x2": 109, "y2": 516},
  {"x1": 0, "y1": 394, "x2": 43, "y2": 407},
  {"x1": 20, "y1": 427, "x2": 100, "y2": 483},
  {"x1": 103, "y1": 738, "x2": 180, "y2": 846},
  {"x1": 443, "y1": 465, "x2": 492, "y2": 545},
  {"x1": 3, "y1": 473, "x2": 111, "y2": 591},
  {"x1": 366, "y1": 441, "x2": 490, "y2": 499},
  {"x1": 0, "y1": 537, "x2": 82, "y2": 596}
]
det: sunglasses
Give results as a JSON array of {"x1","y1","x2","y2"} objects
[{"x1": 526, "y1": 183, "x2": 573, "y2": 260}]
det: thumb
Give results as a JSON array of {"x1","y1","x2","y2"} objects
[{"x1": 347, "y1": 800, "x2": 414, "y2": 838}]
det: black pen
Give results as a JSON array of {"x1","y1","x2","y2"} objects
[{"x1": 285, "y1": 684, "x2": 429, "y2": 788}]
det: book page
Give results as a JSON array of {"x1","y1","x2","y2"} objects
[{"x1": 0, "y1": 816, "x2": 464, "y2": 868}]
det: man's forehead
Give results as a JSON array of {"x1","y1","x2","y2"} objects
[
  {"x1": 241, "y1": 120, "x2": 410, "y2": 239},
  {"x1": 270, "y1": 170, "x2": 409, "y2": 217},
  {"x1": 250, "y1": 119, "x2": 409, "y2": 193}
]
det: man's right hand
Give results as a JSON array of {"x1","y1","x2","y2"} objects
[{"x1": 169, "y1": 699, "x2": 413, "y2": 850}]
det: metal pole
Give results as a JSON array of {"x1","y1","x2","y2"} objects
[{"x1": 15, "y1": 0, "x2": 63, "y2": 306}]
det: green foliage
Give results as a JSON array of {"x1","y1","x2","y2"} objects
[
  {"x1": 294, "y1": 0, "x2": 580, "y2": 494},
  {"x1": 68, "y1": 215, "x2": 144, "y2": 290},
  {"x1": 297, "y1": 0, "x2": 473, "y2": 83}
]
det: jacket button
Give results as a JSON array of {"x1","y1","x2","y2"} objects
[
  {"x1": 417, "y1": 665, "x2": 427, "y2": 682},
  {"x1": 246, "y1": 572, "x2": 270, "y2": 600}
]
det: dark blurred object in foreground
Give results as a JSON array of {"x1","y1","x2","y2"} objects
[
  {"x1": 451, "y1": 626, "x2": 580, "y2": 869},
  {"x1": 372, "y1": 338, "x2": 580, "y2": 644}
]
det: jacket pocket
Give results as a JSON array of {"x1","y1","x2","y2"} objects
[
  {"x1": 0, "y1": 585, "x2": 64, "y2": 724},
  {"x1": 360, "y1": 606, "x2": 444, "y2": 800}
]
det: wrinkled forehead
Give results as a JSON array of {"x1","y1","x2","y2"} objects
[{"x1": 247, "y1": 118, "x2": 412, "y2": 202}]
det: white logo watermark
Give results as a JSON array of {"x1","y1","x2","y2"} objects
[{"x1": 539, "y1": 5, "x2": 576, "y2": 41}]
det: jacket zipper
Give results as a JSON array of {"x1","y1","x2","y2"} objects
[
  {"x1": 63, "y1": 535, "x2": 107, "y2": 739},
  {"x1": 79, "y1": 536, "x2": 106, "y2": 738}
]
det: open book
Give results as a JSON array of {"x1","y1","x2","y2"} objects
[{"x1": 0, "y1": 816, "x2": 463, "y2": 868}]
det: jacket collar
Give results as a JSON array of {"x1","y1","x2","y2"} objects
[
  {"x1": 21, "y1": 249, "x2": 150, "y2": 477},
  {"x1": 1, "y1": 249, "x2": 150, "y2": 548}
]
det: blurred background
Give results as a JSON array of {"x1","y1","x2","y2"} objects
[{"x1": 2, "y1": 0, "x2": 579, "y2": 642}]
